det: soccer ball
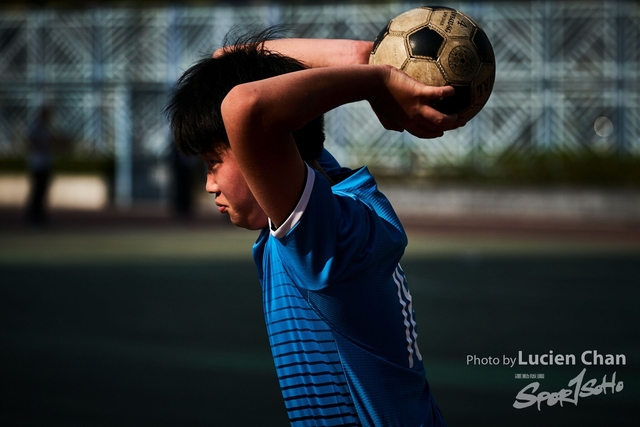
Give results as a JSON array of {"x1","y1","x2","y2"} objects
[{"x1": 369, "y1": 6, "x2": 495, "y2": 122}]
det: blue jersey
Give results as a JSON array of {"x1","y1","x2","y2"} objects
[{"x1": 252, "y1": 151, "x2": 445, "y2": 427}]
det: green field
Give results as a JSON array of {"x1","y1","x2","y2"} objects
[{"x1": 1, "y1": 225, "x2": 639, "y2": 426}]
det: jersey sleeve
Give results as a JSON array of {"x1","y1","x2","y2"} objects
[{"x1": 270, "y1": 163, "x2": 407, "y2": 291}]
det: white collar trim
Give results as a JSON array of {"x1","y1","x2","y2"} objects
[{"x1": 269, "y1": 163, "x2": 315, "y2": 239}]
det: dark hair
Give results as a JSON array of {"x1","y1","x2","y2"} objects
[{"x1": 164, "y1": 28, "x2": 325, "y2": 161}]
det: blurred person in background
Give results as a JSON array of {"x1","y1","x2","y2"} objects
[
  {"x1": 24, "y1": 105, "x2": 54, "y2": 225},
  {"x1": 171, "y1": 138, "x2": 198, "y2": 219}
]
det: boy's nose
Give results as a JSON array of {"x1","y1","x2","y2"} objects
[{"x1": 205, "y1": 172, "x2": 219, "y2": 194}]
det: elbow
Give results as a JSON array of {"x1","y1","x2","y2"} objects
[
  {"x1": 222, "y1": 84, "x2": 260, "y2": 118},
  {"x1": 220, "y1": 84, "x2": 264, "y2": 140}
]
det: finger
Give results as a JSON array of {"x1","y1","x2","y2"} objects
[
  {"x1": 405, "y1": 125, "x2": 445, "y2": 139},
  {"x1": 416, "y1": 106, "x2": 458, "y2": 131},
  {"x1": 422, "y1": 85, "x2": 456, "y2": 100},
  {"x1": 378, "y1": 107, "x2": 446, "y2": 138},
  {"x1": 419, "y1": 85, "x2": 458, "y2": 128},
  {"x1": 386, "y1": 110, "x2": 453, "y2": 138},
  {"x1": 375, "y1": 114, "x2": 405, "y2": 132}
]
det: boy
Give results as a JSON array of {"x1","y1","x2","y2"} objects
[{"x1": 166, "y1": 29, "x2": 462, "y2": 427}]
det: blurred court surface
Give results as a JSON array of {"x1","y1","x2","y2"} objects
[{"x1": 1, "y1": 214, "x2": 639, "y2": 426}]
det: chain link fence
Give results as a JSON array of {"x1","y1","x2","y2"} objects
[{"x1": 1, "y1": 1, "x2": 638, "y2": 204}]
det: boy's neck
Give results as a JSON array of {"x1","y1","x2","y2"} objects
[{"x1": 308, "y1": 159, "x2": 336, "y2": 186}]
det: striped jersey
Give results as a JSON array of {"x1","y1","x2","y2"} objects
[{"x1": 252, "y1": 151, "x2": 446, "y2": 427}]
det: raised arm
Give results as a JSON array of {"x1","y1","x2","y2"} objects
[
  {"x1": 214, "y1": 38, "x2": 373, "y2": 68},
  {"x1": 221, "y1": 44, "x2": 460, "y2": 227},
  {"x1": 264, "y1": 38, "x2": 373, "y2": 68}
]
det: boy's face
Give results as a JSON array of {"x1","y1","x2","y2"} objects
[{"x1": 202, "y1": 148, "x2": 268, "y2": 230}]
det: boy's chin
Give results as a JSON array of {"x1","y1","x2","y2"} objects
[{"x1": 230, "y1": 213, "x2": 269, "y2": 230}]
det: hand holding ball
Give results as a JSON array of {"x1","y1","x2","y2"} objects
[{"x1": 369, "y1": 7, "x2": 496, "y2": 123}]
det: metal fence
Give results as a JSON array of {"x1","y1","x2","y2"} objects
[{"x1": 1, "y1": 1, "x2": 638, "y2": 204}]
